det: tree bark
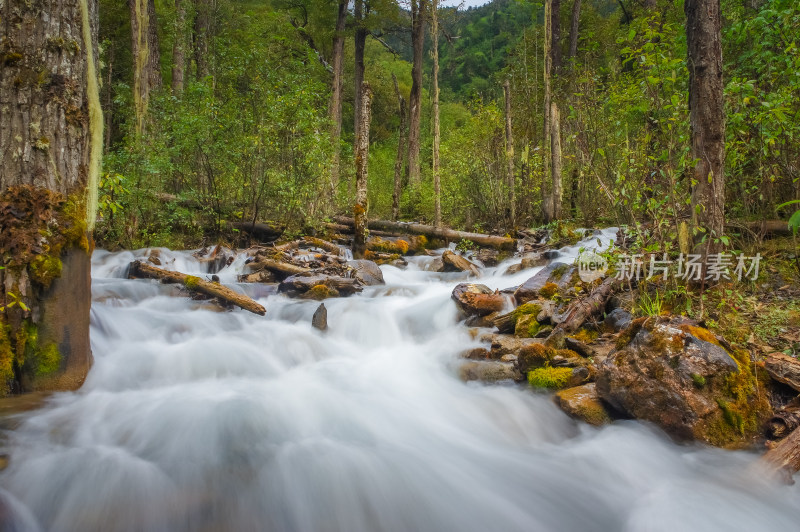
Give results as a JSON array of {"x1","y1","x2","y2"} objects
[
  {"x1": 763, "y1": 352, "x2": 800, "y2": 393},
  {"x1": 333, "y1": 217, "x2": 517, "y2": 250},
  {"x1": 407, "y1": 0, "x2": 427, "y2": 186},
  {"x1": 542, "y1": 0, "x2": 553, "y2": 221},
  {"x1": 329, "y1": 0, "x2": 348, "y2": 195},
  {"x1": 504, "y1": 79, "x2": 515, "y2": 226},
  {"x1": 0, "y1": 0, "x2": 102, "y2": 395},
  {"x1": 129, "y1": 261, "x2": 266, "y2": 315},
  {"x1": 551, "y1": 101, "x2": 563, "y2": 219},
  {"x1": 568, "y1": 0, "x2": 581, "y2": 64},
  {"x1": 761, "y1": 426, "x2": 800, "y2": 481},
  {"x1": 353, "y1": 83, "x2": 373, "y2": 259},
  {"x1": 432, "y1": 0, "x2": 442, "y2": 229},
  {"x1": 171, "y1": 0, "x2": 186, "y2": 94},
  {"x1": 353, "y1": 0, "x2": 367, "y2": 145},
  {"x1": 551, "y1": 0, "x2": 562, "y2": 71},
  {"x1": 685, "y1": 0, "x2": 725, "y2": 256},
  {"x1": 392, "y1": 73, "x2": 407, "y2": 221},
  {"x1": 551, "y1": 277, "x2": 617, "y2": 335},
  {"x1": 129, "y1": 0, "x2": 162, "y2": 134}
]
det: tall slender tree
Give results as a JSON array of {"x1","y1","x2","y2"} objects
[
  {"x1": 172, "y1": 0, "x2": 187, "y2": 94},
  {"x1": 432, "y1": 0, "x2": 442, "y2": 228},
  {"x1": 407, "y1": 0, "x2": 427, "y2": 187},
  {"x1": 392, "y1": 74, "x2": 407, "y2": 221},
  {"x1": 129, "y1": 0, "x2": 162, "y2": 134},
  {"x1": 685, "y1": 0, "x2": 725, "y2": 254},
  {"x1": 329, "y1": 0, "x2": 348, "y2": 194},
  {"x1": 353, "y1": 83, "x2": 373, "y2": 259},
  {"x1": 504, "y1": 79, "x2": 515, "y2": 226},
  {"x1": 354, "y1": 0, "x2": 368, "y2": 145}
]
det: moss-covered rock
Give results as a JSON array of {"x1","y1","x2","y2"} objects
[
  {"x1": 596, "y1": 317, "x2": 771, "y2": 447},
  {"x1": 554, "y1": 383, "x2": 613, "y2": 426},
  {"x1": 528, "y1": 367, "x2": 587, "y2": 390}
]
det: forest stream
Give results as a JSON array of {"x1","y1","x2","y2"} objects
[{"x1": 1, "y1": 230, "x2": 799, "y2": 531}]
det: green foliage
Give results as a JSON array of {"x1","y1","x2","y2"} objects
[{"x1": 527, "y1": 367, "x2": 574, "y2": 390}]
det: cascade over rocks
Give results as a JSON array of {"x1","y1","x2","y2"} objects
[
  {"x1": 514, "y1": 262, "x2": 578, "y2": 304},
  {"x1": 451, "y1": 283, "x2": 506, "y2": 317}
]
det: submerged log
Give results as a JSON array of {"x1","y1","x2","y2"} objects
[
  {"x1": 763, "y1": 352, "x2": 800, "y2": 393},
  {"x1": 129, "y1": 261, "x2": 266, "y2": 315},
  {"x1": 332, "y1": 216, "x2": 516, "y2": 250}
]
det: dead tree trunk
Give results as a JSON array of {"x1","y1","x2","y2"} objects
[
  {"x1": 551, "y1": 101, "x2": 563, "y2": 219},
  {"x1": 685, "y1": 0, "x2": 725, "y2": 256},
  {"x1": 432, "y1": 0, "x2": 442, "y2": 228},
  {"x1": 353, "y1": 83, "x2": 373, "y2": 259},
  {"x1": 353, "y1": 0, "x2": 367, "y2": 146},
  {"x1": 504, "y1": 79, "x2": 515, "y2": 227},
  {"x1": 129, "y1": 261, "x2": 266, "y2": 315},
  {"x1": 551, "y1": 277, "x2": 617, "y2": 335},
  {"x1": 392, "y1": 74, "x2": 407, "y2": 221},
  {"x1": 171, "y1": 0, "x2": 186, "y2": 94},
  {"x1": 329, "y1": 0, "x2": 348, "y2": 194},
  {"x1": 407, "y1": 0, "x2": 427, "y2": 187},
  {"x1": 0, "y1": 0, "x2": 102, "y2": 395}
]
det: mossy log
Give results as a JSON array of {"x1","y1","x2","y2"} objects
[
  {"x1": 492, "y1": 311, "x2": 517, "y2": 334},
  {"x1": 129, "y1": 261, "x2": 265, "y2": 315},
  {"x1": 246, "y1": 258, "x2": 308, "y2": 279},
  {"x1": 442, "y1": 250, "x2": 480, "y2": 276},
  {"x1": 763, "y1": 352, "x2": 800, "y2": 393},
  {"x1": 550, "y1": 277, "x2": 618, "y2": 335},
  {"x1": 767, "y1": 404, "x2": 800, "y2": 441},
  {"x1": 332, "y1": 216, "x2": 516, "y2": 251},
  {"x1": 303, "y1": 236, "x2": 343, "y2": 256}
]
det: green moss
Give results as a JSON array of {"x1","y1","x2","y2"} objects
[
  {"x1": 0, "y1": 321, "x2": 14, "y2": 394},
  {"x1": 570, "y1": 329, "x2": 598, "y2": 344},
  {"x1": 528, "y1": 367, "x2": 575, "y2": 390},
  {"x1": 29, "y1": 254, "x2": 63, "y2": 289},
  {"x1": 615, "y1": 317, "x2": 647, "y2": 349},
  {"x1": 184, "y1": 275, "x2": 201, "y2": 289},
  {"x1": 512, "y1": 302, "x2": 542, "y2": 318},
  {"x1": 303, "y1": 284, "x2": 339, "y2": 300},
  {"x1": 35, "y1": 343, "x2": 61, "y2": 376},
  {"x1": 691, "y1": 373, "x2": 706, "y2": 388},
  {"x1": 515, "y1": 314, "x2": 541, "y2": 338}
]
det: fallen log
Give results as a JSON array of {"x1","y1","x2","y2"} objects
[
  {"x1": 767, "y1": 404, "x2": 800, "y2": 441},
  {"x1": 762, "y1": 426, "x2": 800, "y2": 481},
  {"x1": 550, "y1": 277, "x2": 617, "y2": 335},
  {"x1": 229, "y1": 221, "x2": 284, "y2": 242},
  {"x1": 303, "y1": 236, "x2": 343, "y2": 256},
  {"x1": 763, "y1": 352, "x2": 800, "y2": 393},
  {"x1": 442, "y1": 250, "x2": 480, "y2": 276},
  {"x1": 246, "y1": 258, "x2": 308, "y2": 279},
  {"x1": 129, "y1": 261, "x2": 266, "y2": 315},
  {"x1": 726, "y1": 220, "x2": 791, "y2": 237},
  {"x1": 332, "y1": 216, "x2": 517, "y2": 251},
  {"x1": 325, "y1": 223, "x2": 405, "y2": 239}
]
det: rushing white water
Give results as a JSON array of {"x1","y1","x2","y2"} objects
[{"x1": 2, "y1": 229, "x2": 799, "y2": 532}]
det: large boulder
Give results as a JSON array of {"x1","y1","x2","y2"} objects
[
  {"x1": 347, "y1": 259, "x2": 385, "y2": 286},
  {"x1": 595, "y1": 318, "x2": 771, "y2": 446},
  {"x1": 451, "y1": 283, "x2": 505, "y2": 317},
  {"x1": 514, "y1": 262, "x2": 578, "y2": 304},
  {"x1": 442, "y1": 250, "x2": 480, "y2": 275}
]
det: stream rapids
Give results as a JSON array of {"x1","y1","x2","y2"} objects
[{"x1": 1, "y1": 229, "x2": 799, "y2": 531}]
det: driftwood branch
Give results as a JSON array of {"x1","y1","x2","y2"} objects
[
  {"x1": 129, "y1": 261, "x2": 266, "y2": 315},
  {"x1": 551, "y1": 277, "x2": 618, "y2": 334}
]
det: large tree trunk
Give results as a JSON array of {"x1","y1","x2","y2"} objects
[
  {"x1": 432, "y1": 0, "x2": 442, "y2": 228},
  {"x1": 504, "y1": 79, "x2": 515, "y2": 227},
  {"x1": 353, "y1": 83, "x2": 373, "y2": 259},
  {"x1": 0, "y1": 0, "x2": 102, "y2": 395},
  {"x1": 392, "y1": 74, "x2": 407, "y2": 221},
  {"x1": 129, "y1": 0, "x2": 162, "y2": 134},
  {"x1": 407, "y1": 0, "x2": 427, "y2": 186},
  {"x1": 542, "y1": 0, "x2": 553, "y2": 221},
  {"x1": 685, "y1": 0, "x2": 725, "y2": 256},
  {"x1": 353, "y1": 0, "x2": 367, "y2": 146},
  {"x1": 329, "y1": 0, "x2": 347, "y2": 195},
  {"x1": 551, "y1": 0, "x2": 562, "y2": 70},
  {"x1": 171, "y1": 0, "x2": 186, "y2": 94}
]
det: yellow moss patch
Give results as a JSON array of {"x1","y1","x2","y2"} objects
[
  {"x1": 515, "y1": 314, "x2": 541, "y2": 338},
  {"x1": 303, "y1": 284, "x2": 339, "y2": 300},
  {"x1": 528, "y1": 367, "x2": 574, "y2": 390},
  {"x1": 184, "y1": 275, "x2": 201, "y2": 289},
  {"x1": 538, "y1": 282, "x2": 559, "y2": 299},
  {"x1": 28, "y1": 254, "x2": 63, "y2": 289},
  {"x1": 570, "y1": 328, "x2": 598, "y2": 344},
  {"x1": 512, "y1": 302, "x2": 542, "y2": 318},
  {"x1": 679, "y1": 324, "x2": 721, "y2": 347}
]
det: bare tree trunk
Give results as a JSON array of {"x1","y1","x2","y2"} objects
[
  {"x1": 0, "y1": 0, "x2": 102, "y2": 395},
  {"x1": 685, "y1": 0, "x2": 725, "y2": 255},
  {"x1": 193, "y1": 0, "x2": 210, "y2": 79},
  {"x1": 172, "y1": 0, "x2": 186, "y2": 94},
  {"x1": 551, "y1": 0, "x2": 562, "y2": 71},
  {"x1": 432, "y1": 0, "x2": 442, "y2": 228},
  {"x1": 353, "y1": 83, "x2": 373, "y2": 259},
  {"x1": 551, "y1": 101, "x2": 563, "y2": 219},
  {"x1": 329, "y1": 0, "x2": 348, "y2": 195},
  {"x1": 407, "y1": 0, "x2": 427, "y2": 186},
  {"x1": 503, "y1": 79, "x2": 515, "y2": 227},
  {"x1": 392, "y1": 74, "x2": 407, "y2": 221},
  {"x1": 353, "y1": 0, "x2": 367, "y2": 147},
  {"x1": 568, "y1": 0, "x2": 581, "y2": 64}
]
